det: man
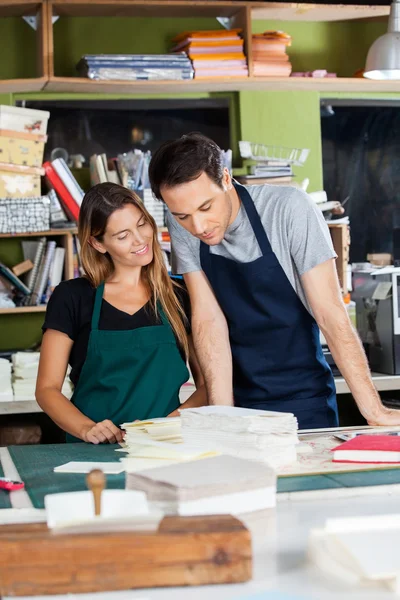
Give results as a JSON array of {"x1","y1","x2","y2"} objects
[{"x1": 149, "y1": 132, "x2": 400, "y2": 429}]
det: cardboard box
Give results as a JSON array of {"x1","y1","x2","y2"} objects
[
  {"x1": 0, "y1": 130, "x2": 47, "y2": 168},
  {"x1": 0, "y1": 105, "x2": 49, "y2": 136},
  {"x1": 0, "y1": 162, "x2": 44, "y2": 198}
]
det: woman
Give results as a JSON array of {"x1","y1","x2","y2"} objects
[{"x1": 36, "y1": 182, "x2": 206, "y2": 444}]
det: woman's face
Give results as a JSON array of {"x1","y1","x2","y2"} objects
[{"x1": 92, "y1": 203, "x2": 154, "y2": 268}]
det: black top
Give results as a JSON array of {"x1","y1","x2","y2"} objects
[{"x1": 42, "y1": 277, "x2": 190, "y2": 387}]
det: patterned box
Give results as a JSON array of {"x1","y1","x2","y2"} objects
[
  {"x1": 0, "y1": 196, "x2": 50, "y2": 233},
  {"x1": 0, "y1": 162, "x2": 44, "y2": 198},
  {"x1": 0, "y1": 130, "x2": 47, "y2": 168}
]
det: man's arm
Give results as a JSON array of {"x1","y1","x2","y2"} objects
[
  {"x1": 302, "y1": 259, "x2": 400, "y2": 426},
  {"x1": 184, "y1": 270, "x2": 233, "y2": 406}
]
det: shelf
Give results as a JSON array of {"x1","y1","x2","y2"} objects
[
  {"x1": 50, "y1": 0, "x2": 247, "y2": 18},
  {"x1": 43, "y1": 75, "x2": 400, "y2": 94},
  {"x1": 251, "y1": 2, "x2": 390, "y2": 22},
  {"x1": 0, "y1": 0, "x2": 42, "y2": 18},
  {"x1": 0, "y1": 306, "x2": 46, "y2": 314},
  {"x1": 0, "y1": 400, "x2": 42, "y2": 414},
  {"x1": 0, "y1": 228, "x2": 77, "y2": 238}
]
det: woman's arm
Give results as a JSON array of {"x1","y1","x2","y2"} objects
[
  {"x1": 168, "y1": 334, "x2": 208, "y2": 416},
  {"x1": 36, "y1": 330, "x2": 124, "y2": 443}
]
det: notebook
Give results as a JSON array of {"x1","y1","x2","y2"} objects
[{"x1": 332, "y1": 435, "x2": 400, "y2": 463}]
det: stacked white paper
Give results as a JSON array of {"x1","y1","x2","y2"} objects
[
  {"x1": 126, "y1": 454, "x2": 276, "y2": 516},
  {"x1": 12, "y1": 352, "x2": 73, "y2": 401},
  {"x1": 0, "y1": 358, "x2": 13, "y2": 402},
  {"x1": 309, "y1": 514, "x2": 400, "y2": 594},
  {"x1": 180, "y1": 406, "x2": 299, "y2": 468}
]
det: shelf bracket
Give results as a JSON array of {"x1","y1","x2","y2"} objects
[
  {"x1": 216, "y1": 16, "x2": 233, "y2": 30},
  {"x1": 23, "y1": 15, "x2": 59, "y2": 31}
]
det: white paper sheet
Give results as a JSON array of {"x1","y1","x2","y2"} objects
[{"x1": 54, "y1": 461, "x2": 124, "y2": 474}]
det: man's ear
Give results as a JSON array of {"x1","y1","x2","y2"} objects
[
  {"x1": 89, "y1": 236, "x2": 107, "y2": 254},
  {"x1": 222, "y1": 167, "x2": 233, "y2": 191}
]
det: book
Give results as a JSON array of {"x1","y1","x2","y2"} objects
[
  {"x1": 43, "y1": 161, "x2": 80, "y2": 222},
  {"x1": 30, "y1": 240, "x2": 56, "y2": 305},
  {"x1": 332, "y1": 435, "x2": 400, "y2": 463},
  {"x1": 52, "y1": 158, "x2": 84, "y2": 207},
  {"x1": 26, "y1": 236, "x2": 46, "y2": 292},
  {"x1": 0, "y1": 263, "x2": 30, "y2": 295}
]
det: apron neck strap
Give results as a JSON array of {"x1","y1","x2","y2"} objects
[
  {"x1": 91, "y1": 282, "x2": 105, "y2": 331},
  {"x1": 232, "y1": 181, "x2": 270, "y2": 255}
]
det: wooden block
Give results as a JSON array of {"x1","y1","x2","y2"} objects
[
  {"x1": 0, "y1": 515, "x2": 252, "y2": 596},
  {"x1": 12, "y1": 259, "x2": 33, "y2": 277}
]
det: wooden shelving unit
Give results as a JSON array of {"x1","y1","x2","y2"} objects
[
  {"x1": 0, "y1": 0, "x2": 395, "y2": 93},
  {"x1": 0, "y1": 0, "x2": 49, "y2": 92},
  {"x1": 328, "y1": 222, "x2": 350, "y2": 295},
  {"x1": 0, "y1": 305, "x2": 46, "y2": 314},
  {"x1": 0, "y1": 229, "x2": 77, "y2": 317}
]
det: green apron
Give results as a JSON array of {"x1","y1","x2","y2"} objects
[{"x1": 67, "y1": 282, "x2": 189, "y2": 442}]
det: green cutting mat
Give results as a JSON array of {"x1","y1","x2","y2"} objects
[
  {"x1": 8, "y1": 443, "x2": 124, "y2": 509},
  {"x1": 0, "y1": 453, "x2": 12, "y2": 509},
  {"x1": 5, "y1": 443, "x2": 400, "y2": 509}
]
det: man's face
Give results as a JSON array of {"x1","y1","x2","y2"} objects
[{"x1": 161, "y1": 169, "x2": 234, "y2": 246}]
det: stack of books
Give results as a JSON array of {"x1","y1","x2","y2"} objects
[
  {"x1": 11, "y1": 352, "x2": 73, "y2": 401},
  {"x1": 180, "y1": 406, "x2": 299, "y2": 468},
  {"x1": 44, "y1": 158, "x2": 84, "y2": 223},
  {"x1": 126, "y1": 454, "x2": 276, "y2": 515},
  {"x1": 252, "y1": 30, "x2": 292, "y2": 77},
  {"x1": 171, "y1": 29, "x2": 248, "y2": 79},
  {"x1": 77, "y1": 54, "x2": 194, "y2": 81}
]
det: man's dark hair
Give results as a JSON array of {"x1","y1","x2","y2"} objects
[{"x1": 149, "y1": 132, "x2": 224, "y2": 201}]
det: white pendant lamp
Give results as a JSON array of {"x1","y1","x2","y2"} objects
[{"x1": 364, "y1": 0, "x2": 400, "y2": 80}]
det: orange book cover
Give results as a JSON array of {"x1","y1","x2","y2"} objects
[
  {"x1": 173, "y1": 29, "x2": 242, "y2": 43},
  {"x1": 253, "y1": 53, "x2": 289, "y2": 62},
  {"x1": 191, "y1": 52, "x2": 246, "y2": 61}
]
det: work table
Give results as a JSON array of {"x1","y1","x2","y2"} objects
[{"x1": 1, "y1": 440, "x2": 400, "y2": 599}]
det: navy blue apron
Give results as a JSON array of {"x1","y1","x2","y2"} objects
[{"x1": 200, "y1": 182, "x2": 338, "y2": 430}]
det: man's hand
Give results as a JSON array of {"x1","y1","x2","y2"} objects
[
  {"x1": 366, "y1": 405, "x2": 400, "y2": 427},
  {"x1": 81, "y1": 420, "x2": 125, "y2": 444}
]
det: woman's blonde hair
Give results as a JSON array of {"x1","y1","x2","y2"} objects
[{"x1": 78, "y1": 182, "x2": 189, "y2": 359}]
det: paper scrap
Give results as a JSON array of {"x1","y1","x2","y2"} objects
[{"x1": 54, "y1": 462, "x2": 124, "y2": 474}]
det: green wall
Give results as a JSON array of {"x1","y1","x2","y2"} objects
[
  {"x1": 239, "y1": 90, "x2": 323, "y2": 190},
  {"x1": 253, "y1": 19, "x2": 387, "y2": 77},
  {"x1": 2, "y1": 16, "x2": 400, "y2": 350}
]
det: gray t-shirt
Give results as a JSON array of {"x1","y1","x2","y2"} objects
[{"x1": 166, "y1": 184, "x2": 337, "y2": 313}]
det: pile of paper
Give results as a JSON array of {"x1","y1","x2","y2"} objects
[
  {"x1": 0, "y1": 358, "x2": 13, "y2": 402},
  {"x1": 126, "y1": 454, "x2": 276, "y2": 515},
  {"x1": 309, "y1": 514, "x2": 400, "y2": 594},
  {"x1": 180, "y1": 406, "x2": 298, "y2": 468},
  {"x1": 119, "y1": 417, "x2": 217, "y2": 472},
  {"x1": 12, "y1": 352, "x2": 73, "y2": 401},
  {"x1": 171, "y1": 29, "x2": 248, "y2": 79}
]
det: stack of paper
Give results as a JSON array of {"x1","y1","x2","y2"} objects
[
  {"x1": 12, "y1": 352, "x2": 73, "y2": 401},
  {"x1": 126, "y1": 454, "x2": 276, "y2": 515},
  {"x1": 0, "y1": 358, "x2": 13, "y2": 402},
  {"x1": 180, "y1": 406, "x2": 298, "y2": 468},
  {"x1": 309, "y1": 514, "x2": 400, "y2": 594},
  {"x1": 252, "y1": 30, "x2": 292, "y2": 77},
  {"x1": 171, "y1": 29, "x2": 249, "y2": 79}
]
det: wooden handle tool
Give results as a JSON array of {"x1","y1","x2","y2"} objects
[{"x1": 86, "y1": 469, "x2": 105, "y2": 517}]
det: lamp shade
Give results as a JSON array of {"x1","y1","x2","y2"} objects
[{"x1": 364, "y1": 0, "x2": 400, "y2": 80}]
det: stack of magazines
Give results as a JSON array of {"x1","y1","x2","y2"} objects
[{"x1": 77, "y1": 53, "x2": 194, "y2": 81}]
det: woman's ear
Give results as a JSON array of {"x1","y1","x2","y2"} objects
[{"x1": 89, "y1": 236, "x2": 107, "y2": 255}]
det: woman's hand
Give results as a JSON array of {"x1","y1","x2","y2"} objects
[{"x1": 81, "y1": 420, "x2": 125, "y2": 444}]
